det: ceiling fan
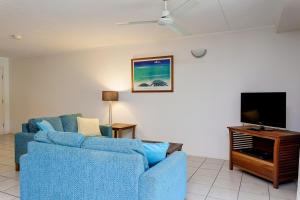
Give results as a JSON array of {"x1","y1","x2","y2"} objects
[{"x1": 116, "y1": 0, "x2": 194, "y2": 36}]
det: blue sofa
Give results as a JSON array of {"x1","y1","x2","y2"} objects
[
  {"x1": 15, "y1": 113, "x2": 112, "y2": 170},
  {"x1": 20, "y1": 134, "x2": 187, "y2": 200}
]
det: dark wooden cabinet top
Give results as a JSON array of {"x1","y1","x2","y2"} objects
[{"x1": 228, "y1": 126, "x2": 300, "y2": 140}]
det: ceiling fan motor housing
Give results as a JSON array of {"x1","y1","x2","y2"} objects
[{"x1": 159, "y1": 10, "x2": 173, "y2": 25}]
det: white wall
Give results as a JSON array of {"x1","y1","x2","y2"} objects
[
  {"x1": 10, "y1": 27, "x2": 300, "y2": 159},
  {"x1": 0, "y1": 57, "x2": 10, "y2": 134}
]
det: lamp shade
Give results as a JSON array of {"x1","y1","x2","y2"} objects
[{"x1": 102, "y1": 91, "x2": 119, "y2": 101}]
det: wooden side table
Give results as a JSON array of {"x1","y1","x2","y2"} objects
[
  {"x1": 112, "y1": 123, "x2": 136, "y2": 139},
  {"x1": 143, "y1": 140, "x2": 183, "y2": 155}
]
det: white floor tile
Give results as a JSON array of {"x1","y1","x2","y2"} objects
[
  {"x1": 0, "y1": 192, "x2": 18, "y2": 200},
  {"x1": 242, "y1": 173, "x2": 269, "y2": 186},
  {"x1": 208, "y1": 186, "x2": 239, "y2": 200},
  {"x1": 238, "y1": 192, "x2": 269, "y2": 200},
  {"x1": 189, "y1": 175, "x2": 216, "y2": 185},
  {"x1": 4, "y1": 185, "x2": 19, "y2": 197},
  {"x1": 206, "y1": 198, "x2": 225, "y2": 200},
  {"x1": 188, "y1": 156, "x2": 206, "y2": 162},
  {"x1": 217, "y1": 171, "x2": 242, "y2": 182},
  {"x1": 0, "y1": 170, "x2": 19, "y2": 180},
  {"x1": 193, "y1": 169, "x2": 219, "y2": 178},
  {"x1": 269, "y1": 183, "x2": 297, "y2": 200},
  {"x1": 213, "y1": 178, "x2": 241, "y2": 191},
  {"x1": 0, "y1": 179, "x2": 18, "y2": 191},
  {"x1": 0, "y1": 176, "x2": 8, "y2": 182},
  {"x1": 240, "y1": 182, "x2": 268, "y2": 195},
  {"x1": 200, "y1": 163, "x2": 222, "y2": 170},
  {"x1": 205, "y1": 158, "x2": 224, "y2": 165},
  {"x1": 188, "y1": 167, "x2": 198, "y2": 175},
  {"x1": 186, "y1": 193, "x2": 206, "y2": 200},
  {"x1": 188, "y1": 160, "x2": 204, "y2": 168},
  {"x1": 188, "y1": 182, "x2": 211, "y2": 196}
]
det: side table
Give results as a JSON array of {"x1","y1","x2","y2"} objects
[{"x1": 112, "y1": 123, "x2": 136, "y2": 139}]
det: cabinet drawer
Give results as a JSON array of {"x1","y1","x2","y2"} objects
[{"x1": 232, "y1": 151, "x2": 274, "y2": 180}]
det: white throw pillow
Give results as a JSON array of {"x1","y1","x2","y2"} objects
[{"x1": 77, "y1": 117, "x2": 101, "y2": 136}]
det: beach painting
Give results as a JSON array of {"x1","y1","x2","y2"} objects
[{"x1": 131, "y1": 55, "x2": 174, "y2": 92}]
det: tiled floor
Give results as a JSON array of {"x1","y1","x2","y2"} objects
[
  {"x1": 0, "y1": 134, "x2": 19, "y2": 200},
  {"x1": 187, "y1": 156, "x2": 298, "y2": 200},
  {"x1": 0, "y1": 134, "x2": 297, "y2": 200}
]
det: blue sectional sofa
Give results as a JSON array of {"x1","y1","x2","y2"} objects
[
  {"x1": 15, "y1": 113, "x2": 112, "y2": 170},
  {"x1": 20, "y1": 133, "x2": 187, "y2": 200}
]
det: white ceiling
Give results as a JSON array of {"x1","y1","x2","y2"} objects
[
  {"x1": 0, "y1": 0, "x2": 295, "y2": 57},
  {"x1": 277, "y1": 0, "x2": 300, "y2": 33}
]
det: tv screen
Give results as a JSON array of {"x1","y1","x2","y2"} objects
[{"x1": 241, "y1": 92, "x2": 286, "y2": 128}]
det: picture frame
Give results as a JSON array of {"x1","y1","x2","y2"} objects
[{"x1": 131, "y1": 55, "x2": 174, "y2": 93}]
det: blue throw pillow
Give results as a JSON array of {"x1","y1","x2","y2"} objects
[
  {"x1": 143, "y1": 142, "x2": 169, "y2": 166},
  {"x1": 36, "y1": 120, "x2": 55, "y2": 132}
]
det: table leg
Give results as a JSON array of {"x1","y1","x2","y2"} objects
[
  {"x1": 132, "y1": 126, "x2": 136, "y2": 139},
  {"x1": 229, "y1": 130, "x2": 233, "y2": 170},
  {"x1": 118, "y1": 130, "x2": 122, "y2": 138},
  {"x1": 114, "y1": 130, "x2": 118, "y2": 138}
]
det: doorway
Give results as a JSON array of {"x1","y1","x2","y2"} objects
[{"x1": 0, "y1": 66, "x2": 4, "y2": 133}]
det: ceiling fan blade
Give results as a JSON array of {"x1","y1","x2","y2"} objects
[
  {"x1": 166, "y1": 23, "x2": 190, "y2": 36},
  {"x1": 170, "y1": 0, "x2": 198, "y2": 15},
  {"x1": 116, "y1": 20, "x2": 158, "y2": 25}
]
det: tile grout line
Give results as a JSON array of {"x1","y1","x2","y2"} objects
[
  {"x1": 0, "y1": 190, "x2": 19, "y2": 198},
  {"x1": 236, "y1": 172, "x2": 244, "y2": 200},
  {"x1": 268, "y1": 184, "x2": 270, "y2": 200},
  {"x1": 204, "y1": 160, "x2": 225, "y2": 200},
  {"x1": 187, "y1": 157, "x2": 207, "y2": 182}
]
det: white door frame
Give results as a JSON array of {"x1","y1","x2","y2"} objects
[{"x1": 0, "y1": 65, "x2": 4, "y2": 133}]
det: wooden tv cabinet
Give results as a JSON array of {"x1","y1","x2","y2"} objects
[{"x1": 228, "y1": 126, "x2": 300, "y2": 188}]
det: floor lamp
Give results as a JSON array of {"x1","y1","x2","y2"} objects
[{"x1": 102, "y1": 91, "x2": 119, "y2": 125}]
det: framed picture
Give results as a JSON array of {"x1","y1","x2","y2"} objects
[{"x1": 131, "y1": 55, "x2": 174, "y2": 93}]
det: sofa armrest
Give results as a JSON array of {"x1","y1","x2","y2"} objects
[
  {"x1": 100, "y1": 125, "x2": 113, "y2": 138},
  {"x1": 22, "y1": 123, "x2": 29, "y2": 133},
  {"x1": 139, "y1": 151, "x2": 187, "y2": 200},
  {"x1": 15, "y1": 132, "x2": 36, "y2": 164}
]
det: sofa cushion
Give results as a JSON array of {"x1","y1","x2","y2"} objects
[
  {"x1": 48, "y1": 131, "x2": 85, "y2": 148},
  {"x1": 143, "y1": 142, "x2": 169, "y2": 166},
  {"x1": 28, "y1": 117, "x2": 64, "y2": 133},
  {"x1": 34, "y1": 131, "x2": 85, "y2": 148},
  {"x1": 34, "y1": 131, "x2": 52, "y2": 144},
  {"x1": 60, "y1": 113, "x2": 82, "y2": 132},
  {"x1": 36, "y1": 120, "x2": 55, "y2": 132},
  {"x1": 77, "y1": 117, "x2": 101, "y2": 136},
  {"x1": 82, "y1": 137, "x2": 149, "y2": 170}
]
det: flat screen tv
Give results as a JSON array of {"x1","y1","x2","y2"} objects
[{"x1": 241, "y1": 92, "x2": 286, "y2": 129}]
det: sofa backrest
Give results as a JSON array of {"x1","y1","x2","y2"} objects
[
  {"x1": 28, "y1": 117, "x2": 64, "y2": 133},
  {"x1": 21, "y1": 141, "x2": 144, "y2": 200},
  {"x1": 33, "y1": 131, "x2": 149, "y2": 170},
  {"x1": 60, "y1": 113, "x2": 82, "y2": 132},
  {"x1": 26, "y1": 113, "x2": 82, "y2": 133},
  {"x1": 82, "y1": 137, "x2": 149, "y2": 170}
]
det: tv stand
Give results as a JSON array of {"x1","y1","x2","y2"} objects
[{"x1": 228, "y1": 126, "x2": 300, "y2": 188}]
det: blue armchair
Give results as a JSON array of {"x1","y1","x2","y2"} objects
[
  {"x1": 20, "y1": 136, "x2": 187, "y2": 200},
  {"x1": 15, "y1": 113, "x2": 112, "y2": 171}
]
